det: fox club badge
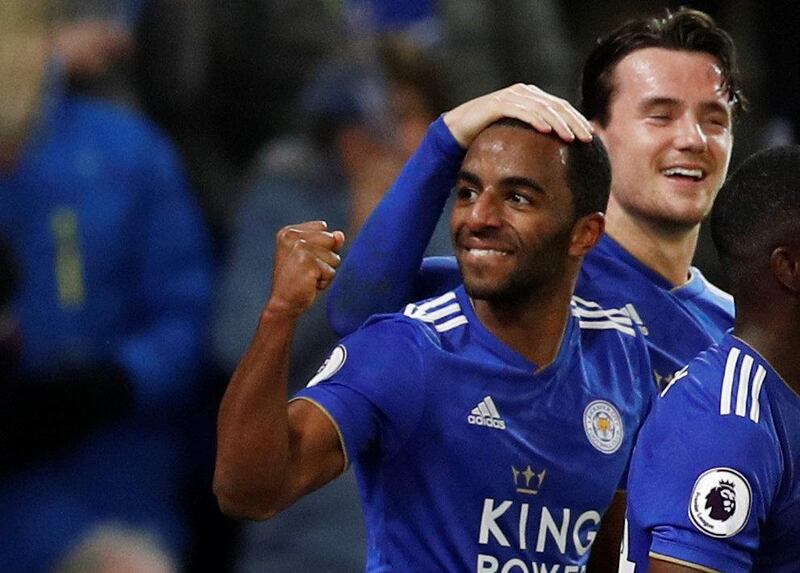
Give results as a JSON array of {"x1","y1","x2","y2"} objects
[{"x1": 583, "y1": 400, "x2": 624, "y2": 454}]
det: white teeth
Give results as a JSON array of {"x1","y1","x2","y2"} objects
[
  {"x1": 663, "y1": 167, "x2": 704, "y2": 179},
  {"x1": 468, "y1": 249, "x2": 508, "y2": 257}
]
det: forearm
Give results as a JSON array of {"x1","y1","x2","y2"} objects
[
  {"x1": 587, "y1": 490, "x2": 626, "y2": 573},
  {"x1": 214, "y1": 302, "x2": 298, "y2": 520},
  {"x1": 327, "y1": 117, "x2": 464, "y2": 336}
]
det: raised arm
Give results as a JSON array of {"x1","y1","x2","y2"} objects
[
  {"x1": 327, "y1": 84, "x2": 593, "y2": 336},
  {"x1": 214, "y1": 221, "x2": 346, "y2": 520}
]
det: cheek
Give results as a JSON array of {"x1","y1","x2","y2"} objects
[{"x1": 710, "y1": 135, "x2": 733, "y2": 172}]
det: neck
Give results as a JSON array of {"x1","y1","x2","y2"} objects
[
  {"x1": 734, "y1": 305, "x2": 800, "y2": 396},
  {"x1": 471, "y1": 273, "x2": 576, "y2": 369},
  {"x1": 605, "y1": 198, "x2": 699, "y2": 287}
]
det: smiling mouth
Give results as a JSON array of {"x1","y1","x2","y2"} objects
[
  {"x1": 661, "y1": 166, "x2": 706, "y2": 181},
  {"x1": 465, "y1": 248, "x2": 510, "y2": 257}
]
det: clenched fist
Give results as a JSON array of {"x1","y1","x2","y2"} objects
[{"x1": 267, "y1": 221, "x2": 345, "y2": 318}]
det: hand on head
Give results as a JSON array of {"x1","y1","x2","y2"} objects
[{"x1": 442, "y1": 83, "x2": 593, "y2": 149}]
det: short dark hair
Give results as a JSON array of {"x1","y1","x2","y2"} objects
[
  {"x1": 581, "y1": 7, "x2": 746, "y2": 127},
  {"x1": 711, "y1": 145, "x2": 800, "y2": 285},
  {"x1": 490, "y1": 118, "x2": 612, "y2": 219}
]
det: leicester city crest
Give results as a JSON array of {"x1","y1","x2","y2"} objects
[{"x1": 583, "y1": 400, "x2": 624, "y2": 454}]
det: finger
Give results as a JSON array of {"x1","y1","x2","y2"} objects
[
  {"x1": 285, "y1": 239, "x2": 340, "y2": 281},
  {"x1": 332, "y1": 230, "x2": 346, "y2": 253},
  {"x1": 488, "y1": 88, "x2": 570, "y2": 140},
  {"x1": 289, "y1": 229, "x2": 344, "y2": 253},
  {"x1": 313, "y1": 257, "x2": 337, "y2": 285},
  {"x1": 513, "y1": 86, "x2": 593, "y2": 142},
  {"x1": 276, "y1": 222, "x2": 338, "y2": 251},
  {"x1": 286, "y1": 220, "x2": 329, "y2": 232},
  {"x1": 546, "y1": 97, "x2": 594, "y2": 142},
  {"x1": 304, "y1": 242, "x2": 342, "y2": 269},
  {"x1": 531, "y1": 103, "x2": 577, "y2": 142}
]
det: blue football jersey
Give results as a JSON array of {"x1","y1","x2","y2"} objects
[
  {"x1": 327, "y1": 117, "x2": 735, "y2": 390},
  {"x1": 582, "y1": 236, "x2": 734, "y2": 390},
  {"x1": 297, "y1": 286, "x2": 655, "y2": 571},
  {"x1": 623, "y1": 334, "x2": 800, "y2": 572}
]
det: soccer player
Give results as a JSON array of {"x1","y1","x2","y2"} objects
[
  {"x1": 326, "y1": 8, "x2": 744, "y2": 389},
  {"x1": 214, "y1": 120, "x2": 655, "y2": 571},
  {"x1": 622, "y1": 145, "x2": 800, "y2": 571}
]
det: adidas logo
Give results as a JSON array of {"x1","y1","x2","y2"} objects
[{"x1": 467, "y1": 396, "x2": 506, "y2": 430}]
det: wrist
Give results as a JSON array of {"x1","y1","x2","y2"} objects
[
  {"x1": 262, "y1": 298, "x2": 305, "y2": 323},
  {"x1": 442, "y1": 109, "x2": 468, "y2": 148}
]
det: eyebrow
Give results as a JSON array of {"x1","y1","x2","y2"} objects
[
  {"x1": 639, "y1": 96, "x2": 731, "y2": 116},
  {"x1": 457, "y1": 170, "x2": 546, "y2": 194},
  {"x1": 638, "y1": 97, "x2": 680, "y2": 111}
]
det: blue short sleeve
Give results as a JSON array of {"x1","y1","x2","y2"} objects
[
  {"x1": 627, "y1": 374, "x2": 777, "y2": 572},
  {"x1": 295, "y1": 316, "x2": 430, "y2": 465}
]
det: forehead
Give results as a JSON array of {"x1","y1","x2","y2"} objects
[
  {"x1": 610, "y1": 47, "x2": 730, "y2": 110},
  {"x1": 462, "y1": 125, "x2": 569, "y2": 188}
]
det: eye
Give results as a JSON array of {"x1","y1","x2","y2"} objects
[
  {"x1": 647, "y1": 114, "x2": 671, "y2": 124},
  {"x1": 455, "y1": 185, "x2": 478, "y2": 202},
  {"x1": 704, "y1": 115, "x2": 730, "y2": 131},
  {"x1": 507, "y1": 192, "x2": 532, "y2": 206}
]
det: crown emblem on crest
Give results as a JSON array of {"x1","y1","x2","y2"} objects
[{"x1": 512, "y1": 465, "x2": 546, "y2": 495}]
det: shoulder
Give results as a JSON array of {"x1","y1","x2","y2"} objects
[
  {"x1": 690, "y1": 267, "x2": 735, "y2": 314},
  {"x1": 333, "y1": 303, "x2": 449, "y2": 360},
  {"x1": 661, "y1": 342, "x2": 768, "y2": 426},
  {"x1": 571, "y1": 293, "x2": 655, "y2": 402},
  {"x1": 62, "y1": 96, "x2": 180, "y2": 164},
  {"x1": 571, "y1": 293, "x2": 649, "y2": 364},
  {"x1": 401, "y1": 290, "x2": 469, "y2": 335},
  {"x1": 571, "y1": 293, "x2": 640, "y2": 338},
  {"x1": 65, "y1": 96, "x2": 165, "y2": 138}
]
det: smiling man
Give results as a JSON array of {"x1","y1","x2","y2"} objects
[
  {"x1": 326, "y1": 7, "x2": 744, "y2": 390},
  {"x1": 214, "y1": 121, "x2": 655, "y2": 572},
  {"x1": 623, "y1": 145, "x2": 800, "y2": 572}
]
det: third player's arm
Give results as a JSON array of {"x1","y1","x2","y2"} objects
[
  {"x1": 588, "y1": 490, "x2": 627, "y2": 573},
  {"x1": 648, "y1": 558, "x2": 711, "y2": 572}
]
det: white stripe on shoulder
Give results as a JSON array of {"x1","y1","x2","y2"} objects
[
  {"x1": 417, "y1": 291, "x2": 457, "y2": 312},
  {"x1": 749, "y1": 365, "x2": 766, "y2": 423},
  {"x1": 577, "y1": 319, "x2": 636, "y2": 336},
  {"x1": 719, "y1": 346, "x2": 765, "y2": 423},
  {"x1": 735, "y1": 354, "x2": 754, "y2": 417},
  {"x1": 403, "y1": 291, "x2": 469, "y2": 333},
  {"x1": 720, "y1": 347, "x2": 739, "y2": 415},
  {"x1": 404, "y1": 291, "x2": 459, "y2": 321},
  {"x1": 572, "y1": 306, "x2": 633, "y2": 323},
  {"x1": 571, "y1": 296, "x2": 636, "y2": 336},
  {"x1": 435, "y1": 315, "x2": 468, "y2": 332},
  {"x1": 571, "y1": 295, "x2": 602, "y2": 309}
]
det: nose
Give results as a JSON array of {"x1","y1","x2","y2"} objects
[
  {"x1": 467, "y1": 190, "x2": 503, "y2": 229},
  {"x1": 674, "y1": 115, "x2": 708, "y2": 153}
]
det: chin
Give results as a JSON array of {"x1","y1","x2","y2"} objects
[{"x1": 463, "y1": 277, "x2": 510, "y2": 302}]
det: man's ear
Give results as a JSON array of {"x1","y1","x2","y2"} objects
[
  {"x1": 771, "y1": 245, "x2": 800, "y2": 294},
  {"x1": 569, "y1": 212, "x2": 605, "y2": 257}
]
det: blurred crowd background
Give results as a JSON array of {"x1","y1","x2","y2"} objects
[{"x1": 0, "y1": 0, "x2": 797, "y2": 571}]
